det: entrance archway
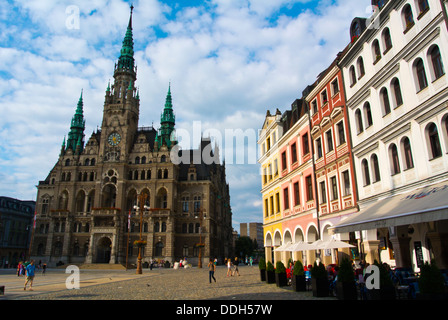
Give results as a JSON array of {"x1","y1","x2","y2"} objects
[{"x1": 96, "y1": 237, "x2": 112, "y2": 263}]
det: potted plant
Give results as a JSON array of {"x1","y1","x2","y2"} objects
[
  {"x1": 417, "y1": 260, "x2": 447, "y2": 300},
  {"x1": 258, "y1": 257, "x2": 266, "y2": 281},
  {"x1": 311, "y1": 262, "x2": 329, "y2": 297},
  {"x1": 336, "y1": 258, "x2": 357, "y2": 300},
  {"x1": 266, "y1": 261, "x2": 276, "y2": 284},
  {"x1": 292, "y1": 260, "x2": 306, "y2": 292},
  {"x1": 366, "y1": 260, "x2": 395, "y2": 300},
  {"x1": 275, "y1": 261, "x2": 287, "y2": 287}
]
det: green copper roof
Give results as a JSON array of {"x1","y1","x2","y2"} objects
[
  {"x1": 156, "y1": 84, "x2": 177, "y2": 150},
  {"x1": 66, "y1": 90, "x2": 85, "y2": 153},
  {"x1": 117, "y1": 5, "x2": 134, "y2": 71}
]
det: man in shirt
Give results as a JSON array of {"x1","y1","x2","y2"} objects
[{"x1": 24, "y1": 260, "x2": 36, "y2": 291}]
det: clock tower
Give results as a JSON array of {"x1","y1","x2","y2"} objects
[{"x1": 99, "y1": 5, "x2": 139, "y2": 163}]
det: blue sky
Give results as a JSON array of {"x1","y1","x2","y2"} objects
[{"x1": 0, "y1": 0, "x2": 372, "y2": 232}]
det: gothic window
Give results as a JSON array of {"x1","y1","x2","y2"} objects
[
  {"x1": 158, "y1": 169, "x2": 162, "y2": 179},
  {"x1": 163, "y1": 169, "x2": 168, "y2": 179},
  {"x1": 194, "y1": 196, "x2": 201, "y2": 212},
  {"x1": 65, "y1": 159, "x2": 70, "y2": 166},
  {"x1": 141, "y1": 156, "x2": 146, "y2": 164},
  {"x1": 135, "y1": 157, "x2": 140, "y2": 164},
  {"x1": 41, "y1": 198, "x2": 49, "y2": 215},
  {"x1": 91, "y1": 158, "x2": 96, "y2": 166},
  {"x1": 154, "y1": 222, "x2": 160, "y2": 232},
  {"x1": 140, "y1": 170, "x2": 145, "y2": 180},
  {"x1": 134, "y1": 170, "x2": 139, "y2": 180},
  {"x1": 162, "y1": 222, "x2": 167, "y2": 232},
  {"x1": 147, "y1": 170, "x2": 151, "y2": 179},
  {"x1": 161, "y1": 155, "x2": 166, "y2": 162},
  {"x1": 182, "y1": 197, "x2": 189, "y2": 212},
  {"x1": 84, "y1": 158, "x2": 90, "y2": 166},
  {"x1": 155, "y1": 242, "x2": 164, "y2": 256}
]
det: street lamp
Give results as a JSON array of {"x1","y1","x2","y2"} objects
[
  {"x1": 194, "y1": 208, "x2": 205, "y2": 268},
  {"x1": 134, "y1": 193, "x2": 149, "y2": 275}
]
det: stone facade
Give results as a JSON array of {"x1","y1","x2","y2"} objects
[{"x1": 30, "y1": 8, "x2": 233, "y2": 267}]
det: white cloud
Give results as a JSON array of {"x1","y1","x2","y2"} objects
[{"x1": 1, "y1": 0, "x2": 373, "y2": 226}]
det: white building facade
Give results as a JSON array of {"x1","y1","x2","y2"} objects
[{"x1": 334, "y1": 0, "x2": 448, "y2": 271}]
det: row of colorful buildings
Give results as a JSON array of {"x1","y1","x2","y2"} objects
[{"x1": 258, "y1": 0, "x2": 448, "y2": 272}]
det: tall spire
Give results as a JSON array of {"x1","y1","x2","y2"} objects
[
  {"x1": 66, "y1": 90, "x2": 86, "y2": 153},
  {"x1": 116, "y1": 5, "x2": 135, "y2": 71},
  {"x1": 156, "y1": 84, "x2": 177, "y2": 150}
]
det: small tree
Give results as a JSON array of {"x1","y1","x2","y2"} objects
[
  {"x1": 266, "y1": 261, "x2": 275, "y2": 272},
  {"x1": 258, "y1": 257, "x2": 266, "y2": 271},
  {"x1": 338, "y1": 258, "x2": 354, "y2": 282},
  {"x1": 311, "y1": 261, "x2": 327, "y2": 279},
  {"x1": 293, "y1": 260, "x2": 305, "y2": 276},
  {"x1": 275, "y1": 261, "x2": 286, "y2": 274},
  {"x1": 418, "y1": 260, "x2": 445, "y2": 295}
]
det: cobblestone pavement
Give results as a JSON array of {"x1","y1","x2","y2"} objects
[{"x1": 0, "y1": 265, "x2": 336, "y2": 300}]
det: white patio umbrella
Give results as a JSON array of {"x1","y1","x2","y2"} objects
[
  {"x1": 273, "y1": 241, "x2": 293, "y2": 252},
  {"x1": 288, "y1": 241, "x2": 316, "y2": 251},
  {"x1": 315, "y1": 238, "x2": 355, "y2": 250}
]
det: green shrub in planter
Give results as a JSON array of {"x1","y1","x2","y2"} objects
[
  {"x1": 275, "y1": 261, "x2": 287, "y2": 287},
  {"x1": 311, "y1": 262, "x2": 329, "y2": 297},
  {"x1": 259, "y1": 257, "x2": 266, "y2": 281},
  {"x1": 418, "y1": 260, "x2": 446, "y2": 300},
  {"x1": 266, "y1": 261, "x2": 275, "y2": 284},
  {"x1": 292, "y1": 260, "x2": 306, "y2": 292},
  {"x1": 336, "y1": 258, "x2": 357, "y2": 300}
]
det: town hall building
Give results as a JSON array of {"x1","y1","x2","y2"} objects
[{"x1": 31, "y1": 7, "x2": 233, "y2": 267}]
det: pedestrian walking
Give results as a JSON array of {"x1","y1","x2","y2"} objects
[
  {"x1": 249, "y1": 256, "x2": 253, "y2": 266},
  {"x1": 42, "y1": 263, "x2": 47, "y2": 275},
  {"x1": 24, "y1": 260, "x2": 36, "y2": 291},
  {"x1": 208, "y1": 258, "x2": 216, "y2": 283},
  {"x1": 17, "y1": 262, "x2": 23, "y2": 277},
  {"x1": 226, "y1": 258, "x2": 233, "y2": 276},
  {"x1": 232, "y1": 257, "x2": 240, "y2": 276}
]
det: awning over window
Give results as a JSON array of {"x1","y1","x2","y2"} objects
[{"x1": 331, "y1": 181, "x2": 448, "y2": 234}]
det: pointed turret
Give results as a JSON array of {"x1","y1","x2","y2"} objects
[
  {"x1": 156, "y1": 84, "x2": 177, "y2": 150},
  {"x1": 116, "y1": 5, "x2": 135, "y2": 72},
  {"x1": 66, "y1": 90, "x2": 85, "y2": 153}
]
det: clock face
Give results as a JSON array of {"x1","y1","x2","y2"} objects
[{"x1": 108, "y1": 132, "x2": 121, "y2": 146}]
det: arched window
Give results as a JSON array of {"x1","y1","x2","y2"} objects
[
  {"x1": 155, "y1": 242, "x2": 164, "y2": 256},
  {"x1": 417, "y1": 0, "x2": 429, "y2": 14},
  {"x1": 380, "y1": 87, "x2": 391, "y2": 115},
  {"x1": 135, "y1": 157, "x2": 140, "y2": 164},
  {"x1": 350, "y1": 66, "x2": 357, "y2": 86},
  {"x1": 162, "y1": 222, "x2": 167, "y2": 232},
  {"x1": 389, "y1": 144, "x2": 401, "y2": 175},
  {"x1": 361, "y1": 159, "x2": 371, "y2": 186},
  {"x1": 141, "y1": 156, "x2": 146, "y2": 164},
  {"x1": 363, "y1": 102, "x2": 373, "y2": 127},
  {"x1": 372, "y1": 39, "x2": 381, "y2": 63},
  {"x1": 414, "y1": 58, "x2": 428, "y2": 91},
  {"x1": 429, "y1": 45, "x2": 445, "y2": 80},
  {"x1": 154, "y1": 221, "x2": 160, "y2": 232},
  {"x1": 427, "y1": 123, "x2": 442, "y2": 159},
  {"x1": 188, "y1": 223, "x2": 194, "y2": 233},
  {"x1": 357, "y1": 57, "x2": 365, "y2": 79},
  {"x1": 355, "y1": 109, "x2": 363, "y2": 134},
  {"x1": 161, "y1": 155, "x2": 166, "y2": 162},
  {"x1": 391, "y1": 78, "x2": 403, "y2": 108},
  {"x1": 371, "y1": 154, "x2": 381, "y2": 182},
  {"x1": 401, "y1": 137, "x2": 414, "y2": 170},
  {"x1": 84, "y1": 158, "x2": 90, "y2": 166},
  {"x1": 403, "y1": 4, "x2": 414, "y2": 30},
  {"x1": 163, "y1": 169, "x2": 168, "y2": 179},
  {"x1": 382, "y1": 28, "x2": 392, "y2": 52}
]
